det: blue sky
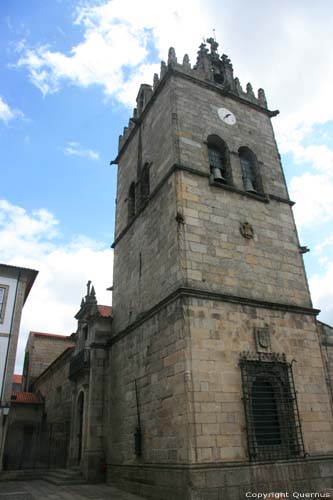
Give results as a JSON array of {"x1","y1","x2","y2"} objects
[{"x1": 1, "y1": 0, "x2": 333, "y2": 371}]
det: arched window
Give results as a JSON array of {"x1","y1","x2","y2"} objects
[
  {"x1": 207, "y1": 135, "x2": 232, "y2": 185},
  {"x1": 240, "y1": 355, "x2": 304, "y2": 461},
  {"x1": 128, "y1": 182, "x2": 136, "y2": 223},
  {"x1": 239, "y1": 147, "x2": 263, "y2": 194}
]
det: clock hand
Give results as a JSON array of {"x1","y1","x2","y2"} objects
[{"x1": 224, "y1": 113, "x2": 231, "y2": 119}]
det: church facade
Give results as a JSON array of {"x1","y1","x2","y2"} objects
[
  {"x1": 103, "y1": 39, "x2": 333, "y2": 498},
  {"x1": 5, "y1": 39, "x2": 333, "y2": 499}
]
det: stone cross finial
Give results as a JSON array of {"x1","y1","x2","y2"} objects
[{"x1": 206, "y1": 37, "x2": 219, "y2": 56}]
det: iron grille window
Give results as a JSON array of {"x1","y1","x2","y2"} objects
[{"x1": 240, "y1": 352, "x2": 305, "y2": 461}]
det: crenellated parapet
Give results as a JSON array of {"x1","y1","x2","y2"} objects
[{"x1": 117, "y1": 39, "x2": 269, "y2": 150}]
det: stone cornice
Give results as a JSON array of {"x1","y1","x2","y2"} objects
[
  {"x1": 107, "y1": 453, "x2": 333, "y2": 470},
  {"x1": 107, "y1": 286, "x2": 319, "y2": 347}
]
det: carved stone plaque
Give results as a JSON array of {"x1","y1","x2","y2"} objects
[
  {"x1": 254, "y1": 327, "x2": 271, "y2": 352},
  {"x1": 240, "y1": 222, "x2": 254, "y2": 239}
]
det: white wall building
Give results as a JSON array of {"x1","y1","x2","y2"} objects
[{"x1": 0, "y1": 263, "x2": 38, "y2": 470}]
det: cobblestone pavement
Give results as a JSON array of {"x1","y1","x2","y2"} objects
[{"x1": 0, "y1": 480, "x2": 149, "y2": 500}]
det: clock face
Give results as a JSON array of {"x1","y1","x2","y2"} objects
[{"x1": 218, "y1": 108, "x2": 236, "y2": 125}]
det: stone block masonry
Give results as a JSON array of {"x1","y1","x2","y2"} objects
[{"x1": 107, "y1": 41, "x2": 333, "y2": 499}]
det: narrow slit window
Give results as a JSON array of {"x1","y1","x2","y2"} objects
[
  {"x1": 140, "y1": 163, "x2": 150, "y2": 203},
  {"x1": 128, "y1": 183, "x2": 136, "y2": 222}
]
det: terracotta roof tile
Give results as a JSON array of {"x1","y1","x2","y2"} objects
[
  {"x1": 97, "y1": 305, "x2": 113, "y2": 318},
  {"x1": 31, "y1": 331, "x2": 71, "y2": 339},
  {"x1": 11, "y1": 392, "x2": 41, "y2": 405},
  {"x1": 13, "y1": 374, "x2": 22, "y2": 384}
]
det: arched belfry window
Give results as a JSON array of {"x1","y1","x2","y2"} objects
[
  {"x1": 128, "y1": 182, "x2": 136, "y2": 223},
  {"x1": 240, "y1": 353, "x2": 304, "y2": 461},
  {"x1": 207, "y1": 135, "x2": 232, "y2": 185},
  {"x1": 239, "y1": 147, "x2": 263, "y2": 194}
]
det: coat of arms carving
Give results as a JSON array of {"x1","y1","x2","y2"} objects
[{"x1": 254, "y1": 327, "x2": 271, "y2": 352}]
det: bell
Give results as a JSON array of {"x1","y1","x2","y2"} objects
[
  {"x1": 212, "y1": 167, "x2": 226, "y2": 183},
  {"x1": 243, "y1": 176, "x2": 257, "y2": 193}
]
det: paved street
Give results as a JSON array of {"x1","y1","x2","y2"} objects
[{"x1": 0, "y1": 480, "x2": 148, "y2": 500}]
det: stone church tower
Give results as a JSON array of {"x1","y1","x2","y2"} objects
[{"x1": 107, "y1": 40, "x2": 333, "y2": 499}]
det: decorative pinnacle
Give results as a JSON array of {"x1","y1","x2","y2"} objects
[
  {"x1": 167, "y1": 47, "x2": 177, "y2": 65},
  {"x1": 206, "y1": 37, "x2": 219, "y2": 56}
]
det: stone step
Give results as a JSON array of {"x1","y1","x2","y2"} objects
[{"x1": 42, "y1": 468, "x2": 86, "y2": 485}]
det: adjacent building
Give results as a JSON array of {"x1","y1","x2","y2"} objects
[
  {"x1": 0, "y1": 263, "x2": 38, "y2": 471},
  {"x1": 22, "y1": 331, "x2": 74, "y2": 391},
  {"x1": 3, "y1": 331, "x2": 74, "y2": 471}
]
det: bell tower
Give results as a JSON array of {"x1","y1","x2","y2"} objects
[{"x1": 107, "y1": 39, "x2": 333, "y2": 499}]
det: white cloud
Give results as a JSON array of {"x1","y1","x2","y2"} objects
[
  {"x1": 12, "y1": 1, "x2": 333, "y2": 133},
  {"x1": 314, "y1": 235, "x2": 333, "y2": 257},
  {"x1": 278, "y1": 127, "x2": 333, "y2": 176},
  {"x1": 14, "y1": 0, "x2": 212, "y2": 106},
  {"x1": 0, "y1": 199, "x2": 113, "y2": 372},
  {"x1": 310, "y1": 236, "x2": 333, "y2": 324},
  {"x1": 63, "y1": 141, "x2": 100, "y2": 160},
  {"x1": 0, "y1": 96, "x2": 24, "y2": 123},
  {"x1": 289, "y1": 173, "x2": 333, "y2": 229},
  {"x1": 309, "y1": 264, "x2": 333, "y2": 325}
]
